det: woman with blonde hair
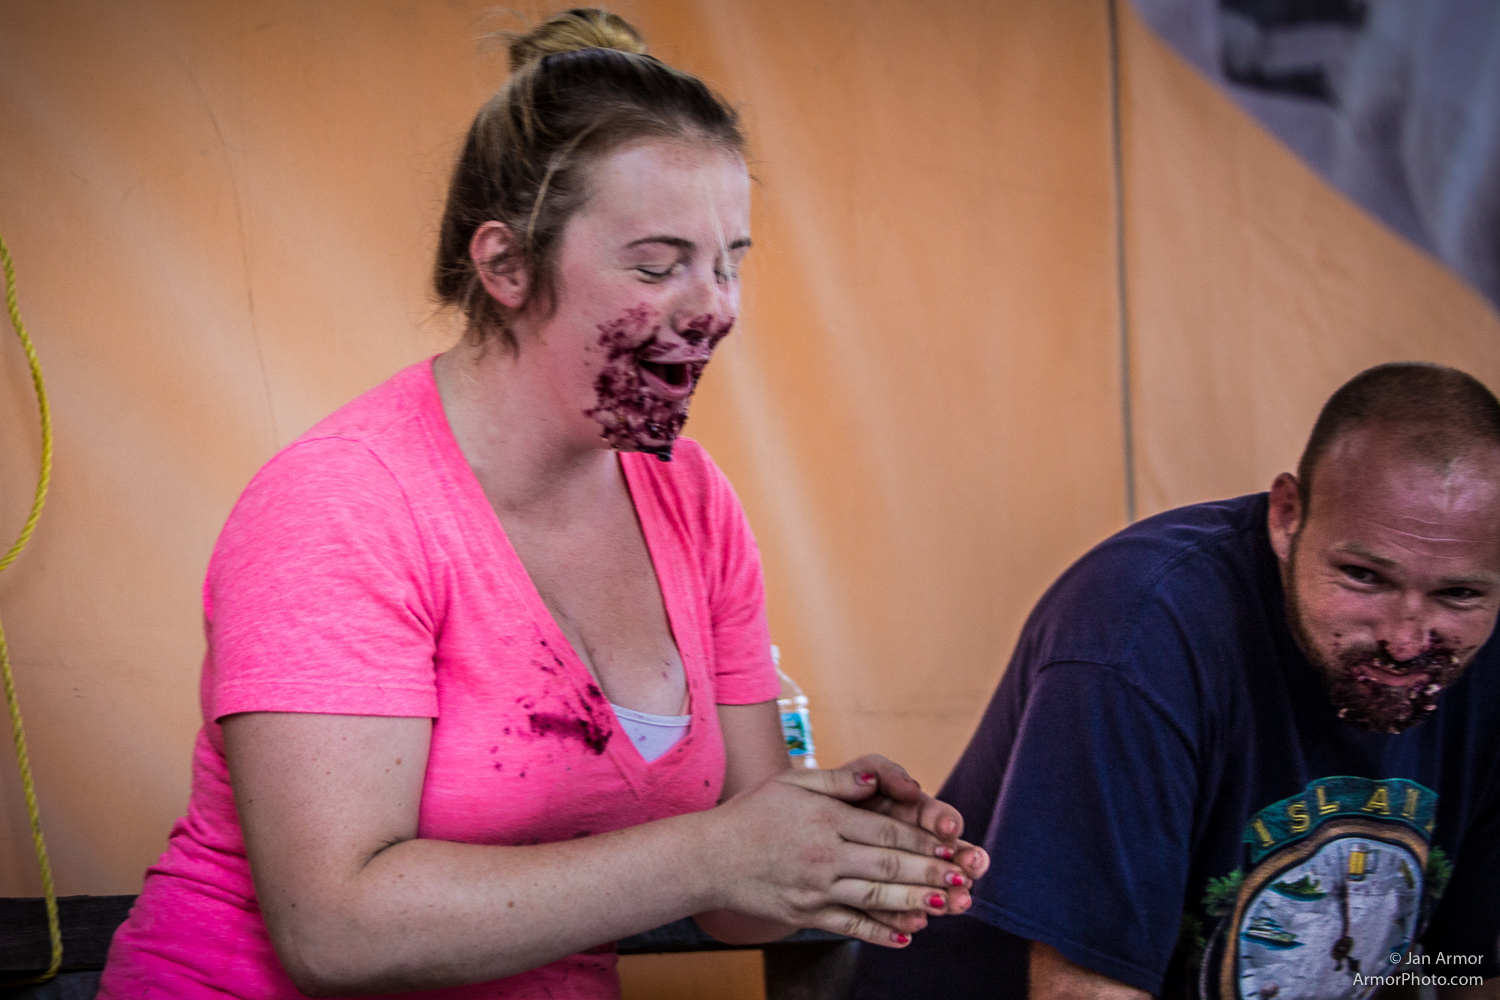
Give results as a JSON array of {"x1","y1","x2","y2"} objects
[{"x1": 100, "y1": 9, "x2": 986, "y2": 997}]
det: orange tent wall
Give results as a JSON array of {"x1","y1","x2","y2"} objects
[{"x1": 1, "y1": 2, "x2": 1495, "y2": 997}]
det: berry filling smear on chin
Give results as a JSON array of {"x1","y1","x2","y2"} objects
[
  {"x1": 1326, "y1": 642, "x2": 1466, "y2": 733},
  {"x1": 582, "y1": 305, "x2": 731, "y2": 460}
]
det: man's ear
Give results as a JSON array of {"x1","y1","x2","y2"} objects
[
  {"x1": 470, "y1": 221, "x2": 530, "y2": 310},
  {"x1": 1267, "y1": 472, "x2": 1303, "y2": 565}
]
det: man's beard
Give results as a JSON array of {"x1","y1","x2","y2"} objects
[
  {"x1": 1318, "y1": 640, "x2": 1464, "y2": 733},
  {"x1": 1283, "y1": 549, "x2": 1466, "y2": 734}
]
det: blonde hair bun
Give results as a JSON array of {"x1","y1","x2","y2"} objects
[{"x1": 507, "y1": 8, "x2": 648, "y2": 72}]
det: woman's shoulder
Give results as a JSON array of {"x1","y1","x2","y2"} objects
[
  {"x1": 241, "y1": 360, "x2": 444, "y2": 505},
  {"x1": 294, "y1": 357, "x2": 441, "y2": 451},
  {"x1": 218, "y1": 361, "x2": 447, "y2": 553}
]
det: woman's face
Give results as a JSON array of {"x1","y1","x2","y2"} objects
[{"x1": 532, "y1": 140, "x2": 751, "y2": 458}]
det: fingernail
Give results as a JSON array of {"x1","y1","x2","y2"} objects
[
  {"x1": 935, "y1": 845, "x2": 955, "y2": 860},
  {"x1": 856, "y1": 773, "x2": 877, "y2": 785},
  {"x1": 957, "y1": 897, "x2": 971, "y2": 910},
  {"x1": 945, "y1": 872, "x2": 966, "y2": 886},
  {"x1": 892, "y1": 932, "x2": 910, "y2": 944},
  {"x1": 940, "y1": 818, "x2": 957, "y2": 836},
  {"x1": 926, "y1": 893, "x2": 945, "y2": 909}
]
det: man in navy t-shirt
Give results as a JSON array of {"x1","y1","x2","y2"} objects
[{"x1": 856, "y1": 363, "x2": 1500, "y2": 1000}]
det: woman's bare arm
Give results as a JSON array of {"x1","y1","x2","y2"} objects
[
  {"x1": 692, "y1": 701, "x2": 802, "y2": 945},
  {"x1": 226, "y1": 710, "x2": 975, "y2": 996},
  {"x1": 719, "y1": 700, "x2": 795, "y2": 795}
]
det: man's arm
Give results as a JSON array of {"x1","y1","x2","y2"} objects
[
  {"x1": 967, "y1": 659, "x2": 1198, "y2": 994},
  {"x1": 1029, "y1": 941, "x2": 1150, "y2": 1000}
]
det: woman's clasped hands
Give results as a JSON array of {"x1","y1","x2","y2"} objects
[{"x1": 699, "y1": 755, "x2": 989, "y2": 948}]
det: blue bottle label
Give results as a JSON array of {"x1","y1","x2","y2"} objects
[{"x1": 780, "y1": 707, "x2": 814, "y2": 757}]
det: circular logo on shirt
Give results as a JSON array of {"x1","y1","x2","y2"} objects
[{"x1": 1219, "y1": 819, "x2": 1427, "y2": 1000}]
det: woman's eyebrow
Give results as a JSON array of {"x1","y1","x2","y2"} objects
[
  {"x1": 622, "y1": 236, "x2": 753, "y2": 251},
  {"x1": 624, "y1": 236, "x2": 694, "y2": 251}
]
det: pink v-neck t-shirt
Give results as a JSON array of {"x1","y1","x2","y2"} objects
[{"x1": 99, "y1": 359, "x2": 780, "y2": 999}]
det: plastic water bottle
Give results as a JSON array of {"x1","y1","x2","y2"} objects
[{"x1": 773, "y1": 645, "x2": 818, "y2": 769}]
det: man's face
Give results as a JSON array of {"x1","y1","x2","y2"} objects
[{"x1": 1268, "y1": 428, "x2": 1500, "y2": 733}]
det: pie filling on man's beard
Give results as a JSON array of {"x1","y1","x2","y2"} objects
[{"x1": 1326, "y1": 643, "x2": 1466, "y2": 734}]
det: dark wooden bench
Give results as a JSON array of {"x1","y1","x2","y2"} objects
[{"x1": 0, "y1": 896, "x2": 855, "y2": 999}]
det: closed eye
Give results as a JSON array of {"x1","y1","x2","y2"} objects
[
  {"x1": 717, "y1": 245, "x2": 750, "y2": 285},
  {"x1": 1340, "y1": 565, "x2": 1383, "y2": 586},
  {"x1": 636, "y1": 265, "x2": 677, "y2": 281}
]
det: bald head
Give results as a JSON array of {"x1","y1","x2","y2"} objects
[{"x1": 1298, "y1": 363, "x2": 1500, "y2": 517}]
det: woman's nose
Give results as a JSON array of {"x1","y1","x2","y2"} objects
[{"x1": 677, "y1": 261, "x2": 736, "y2": 325}]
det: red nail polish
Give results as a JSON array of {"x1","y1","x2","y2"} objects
[
  {"x1": 892, "y1": 932, "x2": 910, "y2": 944},
  {"x1": 935, "y1": 845, "x2": 955, "y2": 860},
  {"x1": 857, "y1": 773, "x2": 877, "y2": 784},
  {"x1": 946, "y1": 872, "x2": 965, "y2": 886},
  {"x1": 926, "y1": 893, "x2": 945, "y2": 909}
]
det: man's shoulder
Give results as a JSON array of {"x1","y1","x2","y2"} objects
[
  {"x1": 1018, "y1": 493, "x2": 1277, "y2": 672},
  {"x1": 1080, "y1": 492, "x2": 1270, "y2": 584}
]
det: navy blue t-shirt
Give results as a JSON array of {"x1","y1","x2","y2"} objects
[{"x1": 855, "y1": 494, "x2": 1500, "y2": 999}]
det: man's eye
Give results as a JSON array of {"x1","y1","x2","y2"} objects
[
  {"x1": 1341, "y1": 565, "x2": 1380, "y2": 585},
  {"x1": 1438, "y1": 587, "x2": 1482, "y2": 602},
  {"x1": 636, "y1": 266, "x2": 674, "y2": 280}
]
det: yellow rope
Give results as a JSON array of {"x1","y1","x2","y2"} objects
[{"x1": 0, "y1": 231, "x2": 61, "y2": 984}]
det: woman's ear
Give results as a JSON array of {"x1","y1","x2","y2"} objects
[{"x1": 470, "y1": 221, "x2": 530, "y2": 310}]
